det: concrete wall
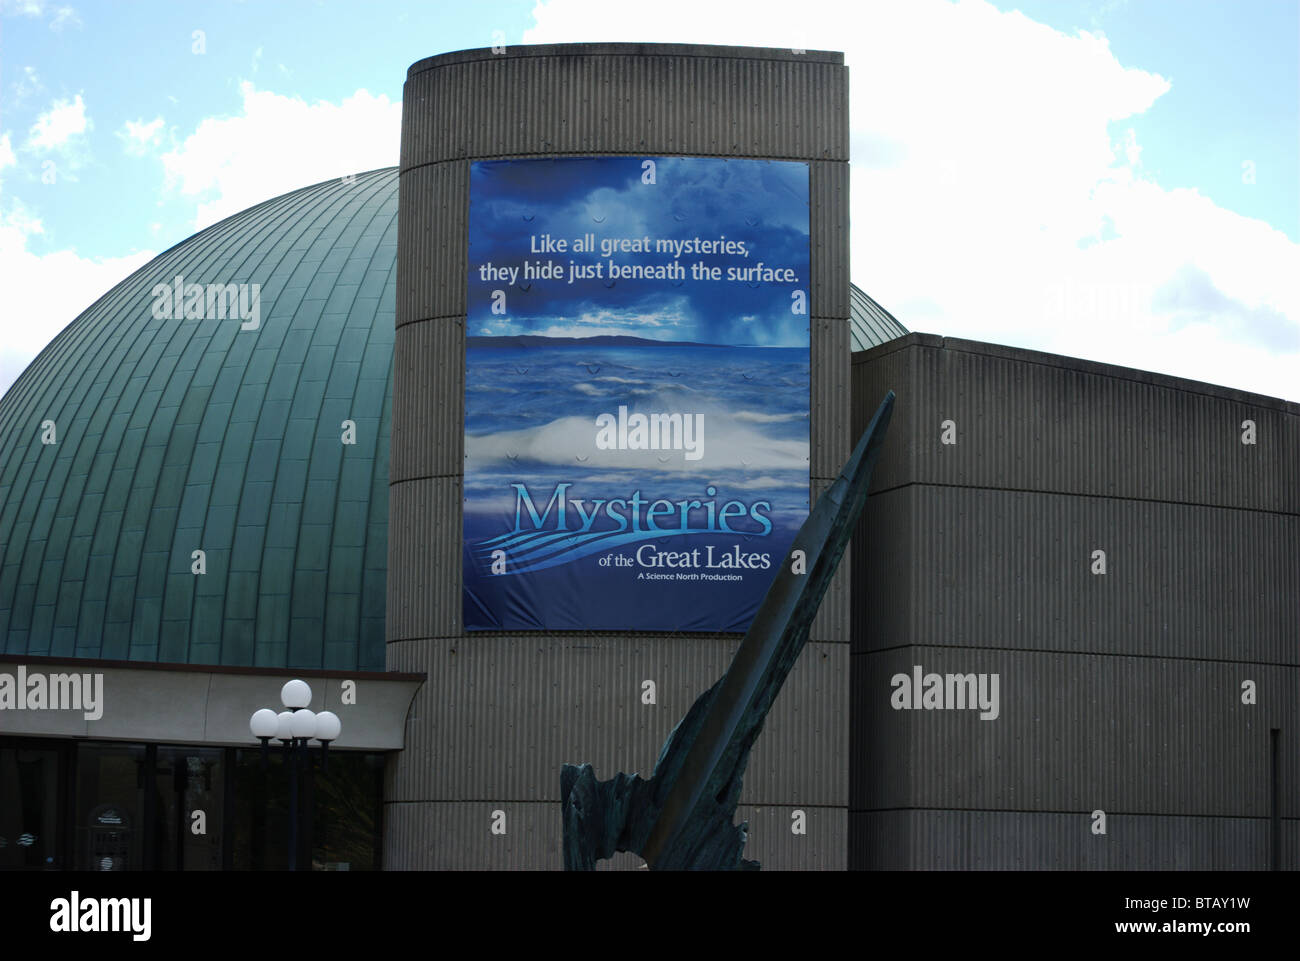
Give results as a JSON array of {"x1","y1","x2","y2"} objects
[
  {"x1": 0, "y1": 655, "x2": 421, "y2": 750},
  {"x1": 388, "y1": 43, "x2": 851, "y2": 869},
  {"x1": 850, "y1": 334, "x2": 1300, "y2": 869}
]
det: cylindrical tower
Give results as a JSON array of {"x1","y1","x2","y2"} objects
[{"x1": 387, "y1": 42, "x2": 850, "y2": 869}]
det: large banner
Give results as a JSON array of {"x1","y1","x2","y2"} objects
[{"x1": 464, "y1": 156, "x2": 810, "y2": 632}]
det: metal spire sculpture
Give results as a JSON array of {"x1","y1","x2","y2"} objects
[{"x1": 561, "y1": 390, "x2": 895, "y2": 870}]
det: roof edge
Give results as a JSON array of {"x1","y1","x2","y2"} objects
[
  {"x1": 0, "y1": 652, "x2": 424, "y2": 683},
  {"x1": 853, "y1": 332, "x2": 1300, "y2": 415},
  {"x1": 408, "y1": 42, "x2": 843, "y2": 77}
]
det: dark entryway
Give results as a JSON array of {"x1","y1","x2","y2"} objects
[
  {"x1": 0, "y1": 740, "x2": 70, "y2": 870},
  {"x1": 0, "y1": 736, "x2": 384, "y2": 871}
]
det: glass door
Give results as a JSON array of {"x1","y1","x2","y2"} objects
[
  {"x1": 0, "y1": 741, "x2": 67, "y2": 870},
  {"x1": 152, "y1": 746, "x2": 224, "y2": 870},
  {"x1": 74, "y1": 742, "x2": 145, "y2": 871}
]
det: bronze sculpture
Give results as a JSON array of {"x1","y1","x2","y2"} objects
[{"x1": 561, "y1": 390, "x2": 896, "y2": 870}]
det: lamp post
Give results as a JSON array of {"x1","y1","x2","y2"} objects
[{"x1": 249, "y1": 680, "x2": 341, "y2": 871}]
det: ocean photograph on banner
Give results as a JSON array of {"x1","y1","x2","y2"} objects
[{"x1": 464, "y1": 155, "x2": 810, "y2": 632}]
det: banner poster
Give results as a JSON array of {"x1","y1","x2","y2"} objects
[{"x1": 464, "y1": 155, "x2": 810, "y2": 632}]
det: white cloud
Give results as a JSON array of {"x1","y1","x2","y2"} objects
[
  {"x1": 0, "y1": 133, "x2": 15, "y2": 171},
  {"x1": 25, "y1": 93, "x2": 89, "y2": 150},
  {"x1": 525, "y1": 0, "x2": 1300, "y2": 402},
  {"x1": 160, "y1": 82, "x2": 400, "y2": 230},
  {"x1": 2, "y1": 0, "x2": 80, "y2": 29},
  {"x1": 118, "y1": 115, "x2": 165, "y2": 156},
  {"x1": 48, "y1": 4, "x2": 79, "y2": 30},
  {"x1": 9, "y1": 66, "x2": 42, "y2": 107},
  {"x1": 0, "y1": 204, "x2": 154, "y2": 400}
]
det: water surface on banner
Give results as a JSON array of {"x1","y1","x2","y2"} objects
[
  {"x1": 463, "y1": 340, "x2": 810, "y2": 631},
  {"x1": 466, "y1": 341, "x2": 809, "y2": 513}
]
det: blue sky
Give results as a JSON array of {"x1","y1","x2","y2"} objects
[
  {"x1": 2, "y1": 0, "x2": 533, "y2": 259},
  {"x1": 995, "y1": 0, "x2": 1297, "y2": 241},
  {"x1": 2, "y1": 0, "x2": 1297, "y2": 400}
]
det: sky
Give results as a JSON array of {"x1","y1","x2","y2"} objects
[{"x1": 1, "y1": 0, "x2": 1297, "y2": 401}]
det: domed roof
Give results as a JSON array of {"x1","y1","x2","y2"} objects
[
  {"x1": 850, "y1": 284, "x2": 908, "y2": 350},
  {"x1": 0, "y1": 165, "x2": 905, "y2": 670},
  {"x1": 0, "y1": 168, "x2": 397, "y2": 670}
]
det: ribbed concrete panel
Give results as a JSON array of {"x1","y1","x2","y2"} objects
[
  {"x1": 854, "y1": 335, "x2": 1300, "y2": 512},
  {"x1": 851, "y1": 647, "x2": 1298, "y2": 818},
  {"x1": 386, "y1": 477, "x2": 461, "y2": 640},
  {"x1": 733, "y1": 804, "x2": 846, "y2": 870},
  {"x1": 386, "y1": 634, "x2": 846, "y2": 806},
  {"x1": 389, "y1": 318, "x2": 464, "y2": 482},
  {"x1": 383, "y1": 799, "x2": 841, "y2": 870},
  {"x1": 847, "y1": 652, "x2": 910, "y2": 823},
  {"x1": 856, "y1": 485, "x2": 1300, "y2": 664},
  {"x1": 810, "y1": 161, "x2": 849, "y2": 321},
  {"x1": 745, "y1": 641, "x2": 847, "y2": 807},
  {"x1": 849, "y1": 335, "x2": 1297, "y2": 870},
  {"x1": 401, "y1": 45, "x2": 847, "y2": 170},
  {"x1": 850, "y1": 811, "x2": 1296, "y2": 870},
  {"x1": 810, "y1": 318, "x2": 850, "y2": 481},
  {"x1": 851, "y1": 487, "x2": 913, "y2": 657},
  {"x1": 808, "y1": 476, "x2": 851, "y2": 646},
  {"x1": 850, "y1": 343, "x2": 915, "y2": 494},
  {"x1": 383, "y1": 800, "x2": 560, "y2": 870},
  {"x1": 394, "y1": 160, "x2": 468, "y2": 328}
]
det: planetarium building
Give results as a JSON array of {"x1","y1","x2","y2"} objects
[{"x1": 1, "y1": 43, "x2": 1295, "y2": 872}]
